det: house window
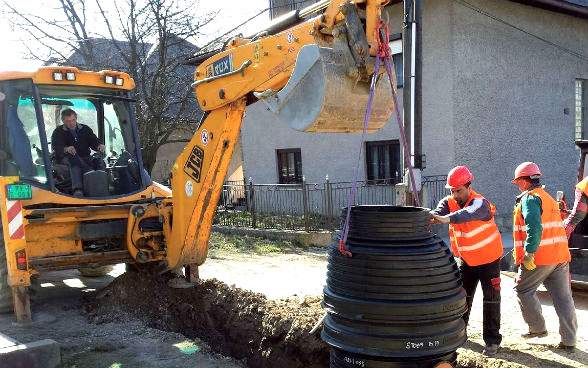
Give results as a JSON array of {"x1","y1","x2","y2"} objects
[
  {"x1": 576, "y1": 79, "x2": 587, "y2": 141},
  {"x1": 389, "y1": 36, "x2": 403, "y2": 88},
  {"x1": 366, "y1": 140, "x2": 401, "y2": 184},
  {"x1": 277, "y1": 148, "x2": 303, "y2": 184}
]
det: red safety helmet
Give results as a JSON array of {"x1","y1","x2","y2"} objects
[
  {"x1": 446, "y1": 166, "x2": 473, "y2": 189},
  {"x1": 512, "y1": 162, "x2": 541, "y2": 183}
]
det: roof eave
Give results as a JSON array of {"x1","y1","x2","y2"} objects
[
  {"x1": 509, "y1": 0, "x2": 587, "y2": 18},
  {"x1": 387, "y1": 0, "x2": 586, "y2": 18}
]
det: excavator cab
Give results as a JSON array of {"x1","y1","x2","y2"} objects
[
  {"x1": 0, "y1": 75, "x2": 149, "y2": 198},
  {"x1": 0, "y1": 68, "x2": 173, "y2": 322}
]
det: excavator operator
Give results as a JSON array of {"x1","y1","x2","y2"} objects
[{"x1": 51, "y1": 108, "x2": 105, "y2": 196}]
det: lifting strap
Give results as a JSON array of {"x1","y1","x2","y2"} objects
[{"x1": 338, "y1": 20, "x2": 421, "y2": 257}]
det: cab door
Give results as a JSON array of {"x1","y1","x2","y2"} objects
[{"x1": 0, "y1": 79, "x2": 51, "y2": 188}]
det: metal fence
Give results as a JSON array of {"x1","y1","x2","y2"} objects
[
  {"x1": 422, "y1": 175, "x2": 448, "y2": 210},
  {"x1": 215, "y1": 175, "x2": 448, "y2": 232}
]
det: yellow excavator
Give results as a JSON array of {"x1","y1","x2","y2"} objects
[{"x1": 0, "y1": 0, "x2": 395, "y2": 322}]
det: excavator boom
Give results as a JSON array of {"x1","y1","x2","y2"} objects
[
  {"x1": 0, "y1": 0, "x2": 397, "y2": 322},
  {"x1": 157, "y1": 0, "x2": 397, "y2": 270}
]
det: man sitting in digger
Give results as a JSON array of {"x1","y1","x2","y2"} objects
[{"x1": 51, "y1": 108, "x2": 106, "y2": 196}]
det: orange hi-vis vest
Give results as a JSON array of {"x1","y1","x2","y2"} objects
[
  {"x1": 513, "y1": 187, "x2": 570, "y2": 266},
  {"x1": 448, "y1": 190, "x2": 503, "y2": 266},
  {"x1": 577, "y1": 176, "x2": 588, "y2": 196}
]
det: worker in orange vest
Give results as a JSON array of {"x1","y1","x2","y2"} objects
[
  {"x1": 430, "y1": 166, "x2": 503, "y2": 356},
  {"x1": 563, "y1": 175, "x2": 588, "y2": 239},
  {"x1": 511, "y1": 162, "x2": 577, "y2": 350}
]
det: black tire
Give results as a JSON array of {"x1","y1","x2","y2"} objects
[
  {"x1": 0, "y1": 224, "x2": 38, "y2": 314},
  {"x1": 78, "y1": 265, "x2": 115, "y2": 277}
]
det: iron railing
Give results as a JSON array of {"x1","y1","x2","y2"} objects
[
  {"x1": 422, "y1": 175, "x2": 448, "y2": 210},
  {"x1": 215, "y1": 176, "x2": 448, "y2": 232}
]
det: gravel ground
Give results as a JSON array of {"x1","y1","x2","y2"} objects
[
  {"x1": 459, "y1": 273, "x2": 588, "y2": 367},
  {"x1": 0, "y1": 232, "x2": 585, "y2": 368},
  {"x1": 0, "y1": 266, "x2": 243, "y2": 368}
]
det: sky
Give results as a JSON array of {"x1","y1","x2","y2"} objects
[{"x1": 0, "y1": 0, "x2": 270, "y2": 70}]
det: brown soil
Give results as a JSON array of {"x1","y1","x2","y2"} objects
[
  {"x1": 0, "y1": 266, "x2": 244, "y2": 368},
  {"x1": 5, "y1": 237, "x2": 582, "y2": 368},
  {"x1": 86, "y1": 267, "x2": 329, "y2": 368},
  {"x1": 82, "y1": 237, "x2": 588, "y2": 368}
]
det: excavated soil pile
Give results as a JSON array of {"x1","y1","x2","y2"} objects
[{"x1": 86, "y1": 268, "x2": 329, "y2": 368}]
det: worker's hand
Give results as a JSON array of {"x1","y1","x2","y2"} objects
[
  {"x1": 97, "y1": 144, "x2": 106, "y2": 153},
  {"x1": 430, "y1": 213, "x2": 450, "y2": 224},
  {"x1": 522, "y1": 252, "x2": 536, "y2": 271},
  {"x1": 65, "y1": 146, "x2": 76, "y2": 155}
]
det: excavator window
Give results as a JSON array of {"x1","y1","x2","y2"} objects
[
  {"x1": 104, "y1": 103, "x2": 127, "y2": 158},
  {"x1": 0, "y1": 79, "x2": 48, "y2": 184},
  {"x1": 0, "y1": 79, "x2": 148, "y2": 197},
  {"x1": 37, "y1": 93, "x2": 144, "y2": 196}
]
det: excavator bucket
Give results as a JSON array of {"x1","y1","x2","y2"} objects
[{"x1": 261, "y1": 44, "x2": 394, "y2": 133}]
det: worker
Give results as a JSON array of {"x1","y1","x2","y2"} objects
[
  {"x1": 511, "y1": 162, "x2": 577, "y2": 350},
  {"x1": 430, "y1": 166, "x2": 503, "y2": 356},
  {"x1": 51, "y1": 108, "x2": 105, "y2": 196},
  {"x1": 563, "y1": 175, "x2": 588, "y2": 239}
]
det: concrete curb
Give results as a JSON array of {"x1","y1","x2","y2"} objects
[{"x1": 0, "y1": 333, "x2": 60, "y2": 368}]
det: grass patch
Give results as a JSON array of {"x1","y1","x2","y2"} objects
[
  {"x1": 208, "y1": 232, "x2": 296, "y2": 256},
  {"x1": 215, "y1": 210, "x2": 337, "y2": 231}
]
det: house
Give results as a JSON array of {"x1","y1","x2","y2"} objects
[
  {"x1": 50, "y1": 36, "x2": 202, "y2": 182},
  {"x1": 231, "y1": 0, "x2": 588, "y2": 229}
]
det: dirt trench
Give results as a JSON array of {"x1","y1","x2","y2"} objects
[
  {"x1": 85, "y1": 255, "x2": 588, "y2": 368},
  {"x1": 86, "y1": 268, "x2": 330, "y2": 368}
]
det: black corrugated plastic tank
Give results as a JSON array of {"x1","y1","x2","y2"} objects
[{"x1": 322, "y1": 206, "x2": 467, "y2": 368}]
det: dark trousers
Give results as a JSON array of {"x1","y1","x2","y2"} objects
[
  {"x1": 458, "y1": 257, "x2": 502, "y2": 346},
  {"x1": 65, "y1": 154, "x2": 104, "y2": 191}
]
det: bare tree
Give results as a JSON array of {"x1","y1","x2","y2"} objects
[{"x1": 3, "y1": 0, "x2": 216, "y2": 173}]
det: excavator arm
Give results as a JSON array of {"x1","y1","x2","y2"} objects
[
  {"x1": 165, "y1": 99, "x2": 247, "y2": 269},
  {"x1": 129, "y1": 0, "x2": 397, "y2": 271}
]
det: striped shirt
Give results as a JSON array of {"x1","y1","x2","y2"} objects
[
  {"x1": 563, "y1": 188, "x2": 588, "y2": 238},
  {"x1": 433, "y1": 196, "x2": 492, "y2": 224}
]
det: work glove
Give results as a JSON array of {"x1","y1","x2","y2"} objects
[{"x1": 522, "y1": 252, "x2": 536, "y2": 271}]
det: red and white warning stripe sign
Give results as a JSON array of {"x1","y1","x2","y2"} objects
[{"x1": 6, "y1": 199, "x2": 24, "y2": 239}]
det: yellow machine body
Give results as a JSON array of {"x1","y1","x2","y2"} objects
[{"x1": 0, "y1": 0, "x2": 398, "y2": 322}]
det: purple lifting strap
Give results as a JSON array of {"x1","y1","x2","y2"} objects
[{"x1": 339, "y1": 47, "x2": 421, "y2": 257}]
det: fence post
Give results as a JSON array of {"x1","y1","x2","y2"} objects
[
  {"x1": 325, "y1": 175, "x2": 334, "y2": 230},
  {"x1": 395, "y1": 183, "x2": 407, "y2": 206},
  {"x1": 302, "y1": 177, "x2": 310, "y2": 231},
  {"x1": 249, "y1": 179, "x2": 257, "y2": 228}
]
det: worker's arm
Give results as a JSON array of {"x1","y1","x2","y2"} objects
[
  {"x1": 521, "y1": 195, "x2": 542, "y2": 253},
  {"x1": 431, "y1": 196, "x2": 450, "y2": 216},
  {"x1": 564, "y1": 188, "x2": 588, "y2": 239},
  {"x1": 448, "y1": 199, "x2": 492, "y2": 224},
  {"x1": 82, "y1": 125, "x2": 104, "y2": 152},
  {"x1": 432, "y1": 198, "x2": 492, "y2": 224}
]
